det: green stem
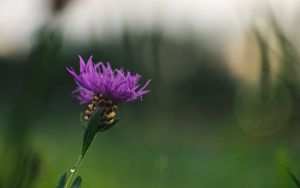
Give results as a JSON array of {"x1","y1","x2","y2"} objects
[
  {"x1": 64, "y1": 154, "x2": 84, "y2": 188},
  {"x1": 63, "y1": 108, "x2": 102, "y2": 188}
]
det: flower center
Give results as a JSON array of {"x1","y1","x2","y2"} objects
[{"x1": 83, "y1": 94, "x2": 117, "y2": 125}]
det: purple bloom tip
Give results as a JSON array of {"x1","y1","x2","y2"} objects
[{"x1": 67, "y1": 56, "x2": 151, "y2": 104}]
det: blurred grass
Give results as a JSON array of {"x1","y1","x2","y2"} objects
[
  {"x1": 1, "y1": 8, "x2": 300, "y2": 188},
  {"x1": 27, "y1": 112, "x2": 300, "y2": 188}
]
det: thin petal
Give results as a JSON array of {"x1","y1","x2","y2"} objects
[{"x1": 78, "y1": 55, "x2": 86, "y2": 73}]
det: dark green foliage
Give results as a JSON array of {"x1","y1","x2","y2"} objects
[
  {"x1": 70, "y1": 176, "x2": 82, "y2": 188},
  {"x1": 0, "y1": 27, "x2": 63, "y2": 188},
  {"x1": 288, "y1": 170, "x2": 300, "y2": 188},
  {"x1": 56, "y1": 172, "x2": 67, "y2": 188}
]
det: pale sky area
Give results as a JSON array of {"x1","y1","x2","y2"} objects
[{"x1": 0, "y1": 0, "x2": 299, "y2": 57}]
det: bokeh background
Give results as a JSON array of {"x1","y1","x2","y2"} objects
[{"x1": 1, "y1": 0, "x2": 300, "y2": 187}]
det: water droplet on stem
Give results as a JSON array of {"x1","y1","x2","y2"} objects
[{"x1": 70, "y1": 167, "x2": 76, "y2": 173}]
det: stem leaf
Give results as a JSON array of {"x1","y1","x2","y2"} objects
[
  {"x1": 81, "y1": 108, "x2": 103, "y2": 157},
  {"x1": 56, "y1": 172, "x2": 67, "y2": 188},
  {"x1": 288, "y1": 169, "x2": 300, "y2": 187},
  {"x1": 70, "y1": 176, "x2": 82, "y2": 188}
]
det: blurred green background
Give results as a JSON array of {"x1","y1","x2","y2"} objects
[{"x1": 1, "y1": 0, "x2": 300, "y2": 188}]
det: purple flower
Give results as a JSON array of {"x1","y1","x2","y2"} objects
[{"x1": 67, "y1": 56, "x2": 151, "y2": 105}]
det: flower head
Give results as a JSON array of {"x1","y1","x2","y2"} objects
[
  {"x1": 67, "y1": 55, "x2": 150, "y2": 104},
  {"x1": 67, "y1": 56, "x2": 150, "y2": 123}
]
